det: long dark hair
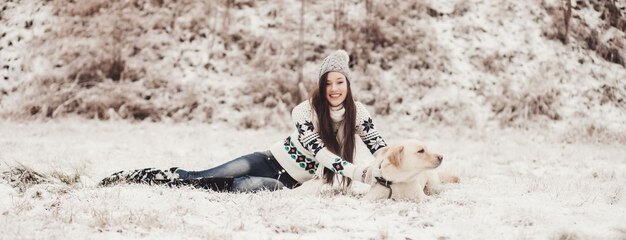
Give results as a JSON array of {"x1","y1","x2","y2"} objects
[{"x1": 310, "y1": 72, "x2": 357, "y2": 187}]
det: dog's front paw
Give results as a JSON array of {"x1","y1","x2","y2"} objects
[
  {"x1": 409, "y1": 191, "x2": 433, "y2": 202},
  {"x1": 424, "y1": 185, "x2": 443, "y2": 195}
]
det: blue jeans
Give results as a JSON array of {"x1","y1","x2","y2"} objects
[{"x1": 175, "y1": 151, "x2": 299, "y2": 192}]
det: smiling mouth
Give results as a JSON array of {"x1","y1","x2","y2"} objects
[{"x1": 329, "y1": 94, "x2": 341, "y2": 98}]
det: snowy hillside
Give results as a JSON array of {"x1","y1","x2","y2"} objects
[{"x1": 1, "y1": 0, "x2": 624, "y2": 134}]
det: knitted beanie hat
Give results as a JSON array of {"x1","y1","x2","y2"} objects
[{"x1": 319, "y1": 50, "x2": 352, "y2": 81}]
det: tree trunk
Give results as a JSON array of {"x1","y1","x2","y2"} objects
[{"x1": 563, "y1": 0, "x2": 571, "y2": 44}]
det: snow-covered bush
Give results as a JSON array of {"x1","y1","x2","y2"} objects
[{"x1": 541, "y1": 0, "x2": 625, "y2": 66}]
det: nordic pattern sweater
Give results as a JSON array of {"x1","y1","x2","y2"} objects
[{"x1": 269, "y1": 100, "x2": 388, "y2": 183}]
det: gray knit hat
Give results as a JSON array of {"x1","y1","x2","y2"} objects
[{"x1": 319, "y1": 50, "x2": 351, "y2": 81}]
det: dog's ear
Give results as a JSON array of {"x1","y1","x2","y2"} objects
[{"x1": 387, "y1": 145, "x2": 404, "y2": 167}]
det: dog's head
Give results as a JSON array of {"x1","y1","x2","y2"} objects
[{"x1": 379, "y1": 140, "x2": 443, "y2": 172}]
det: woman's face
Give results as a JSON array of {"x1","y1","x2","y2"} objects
[{"x1": 325, "y1": 71, "x2": 348, "y2": 107}]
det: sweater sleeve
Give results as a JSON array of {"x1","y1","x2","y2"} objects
[
  {"x1": 355, "y1": 102, "x2": 388, "y2": 156},
  {"x1": 291, "y1": 101, "x2": 367, "y2": 181}
]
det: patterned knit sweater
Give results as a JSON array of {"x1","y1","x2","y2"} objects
[{"x1": 269, "y1": 100, "x2": 388, "y2": 183}]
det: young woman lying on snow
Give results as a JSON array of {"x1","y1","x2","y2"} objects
[{"x1": 100, "y1": 50, "x2": 389, "y2": 192}]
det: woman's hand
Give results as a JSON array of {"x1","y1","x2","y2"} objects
[{"x1": 359, "y1": 165, "x2": 382, "y2": 184}]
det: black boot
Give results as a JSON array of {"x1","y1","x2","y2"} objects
[
  {"x1": 169, "y1": 177, "x2": 234, "y2": 192},
  {"x1": 99, "y1": 167, "x2": 180, "y2": 187}
]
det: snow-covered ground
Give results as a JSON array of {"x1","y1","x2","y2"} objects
[{"x1": 1, "y1": 119, "x2": 624, "y2": 239}]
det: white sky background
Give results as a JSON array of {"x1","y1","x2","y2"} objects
[{"x1": 1, "y1": 0, "x2": 626, "y2": 239}]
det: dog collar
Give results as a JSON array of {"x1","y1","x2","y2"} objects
[
  {"x1": 376, "y1": 161, "x2": 394, "y2": 199},
  {"x1": 375, "y1": 176, "x2": 393, "y2": 199}
]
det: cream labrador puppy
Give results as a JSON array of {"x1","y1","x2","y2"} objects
[{"x1": 364, "y1": 140, "x2": 459, "y2": 201}]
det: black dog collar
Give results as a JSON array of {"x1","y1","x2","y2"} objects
[{"x1": 375, "y1": 176, "x2": 393, "y2": 199}]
